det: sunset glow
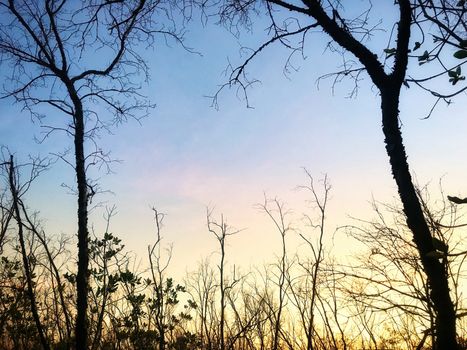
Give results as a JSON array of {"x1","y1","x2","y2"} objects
[{"x1": 1, "y1": 1, "x2": 467, "y2": 349}]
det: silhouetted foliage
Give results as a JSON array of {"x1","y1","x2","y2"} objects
[
  {"x1": 0, "y1": 1, "x2": 194, "y2": 348},
  {"x1": 210, "y1": 1, "x2": 467, "y2": 348},
  {"x1": 1, "y1": 2, "x2": 467, "y2": 350}
]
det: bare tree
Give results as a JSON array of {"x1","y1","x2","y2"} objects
[
  {"x1": 148, "y1": 208, "x2": 171, "y2": 350},
  {"x1": 4, "y1": 155, "x2": 50, "y2": 350},
  {"x1": 185, "y1": 258, "x2": 217, "y2": 350},
  {"x1": 257, "y1": 196, "x2": 292, "y2": 350},
  {"x1": 299, "y1": 173, "x2": 329, "y2": 350},
  {"x1": 214, "y1": 1, "x2": 466, "y2": 347},
  {"x1": 147, "y1": 208, "x2": 191, "y2": 350},
  {"x1": 338, "y1": 184, "x2": 467, "y2": 349},
  {"x1": 0, "y1": 1, "x2": 191, "y2": 348},
  {"x1": 207, "y1": 209, "x2": 241, "y2": 350},
  {"x1": 0, "y1": 153, "x2": 74, "y2": 349},
  {"x1": 0, "y1": 179, "x2": 13, "y2": 256},
  {"x1": 19, "y1": 195, "x2": 73, "y2": 348},
  {"x1": 285, "y1": 173, "x2": 331, "y2": 350}
]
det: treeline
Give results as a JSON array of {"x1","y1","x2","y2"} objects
[{"x1": 1, "y1": 161, "x2": 466, "y2": 350}]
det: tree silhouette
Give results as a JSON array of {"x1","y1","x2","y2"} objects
[
  {"x1": 215, "y1": 1, "x2": 466, "y2": 348},
  {"x1": 6, "y1": 155, "x2": 49, "y2": 349},
  {"x1": 0, "y1": 1, "x2": 189, "y2": 348},
  {"x1": 207, "y1": 209, "x2": 241, "y2": 350}
]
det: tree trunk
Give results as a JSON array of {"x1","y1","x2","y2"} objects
[
  {"x1": 220, "y1": 243, "x2": 225, "y2": 350},
  {"x1": 380, "y1": 85, "x2": 458, "y2": 349},
  {"x1": 8, "y1": 156, "x2": 50, "y2": 350},
  {"x1": 20, "y1": 202, "x2": 72, "y2": 347},
  {"x1": 68, "y1": 85, "x2": 90, "y2": 350}
]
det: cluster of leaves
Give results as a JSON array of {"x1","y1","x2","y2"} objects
[
  {"x1": 0, "y1": 256, "x2": 39, "y2": 349},
  {"x1": 0, "y1": 228, "x2": 197, "y2": 349}
]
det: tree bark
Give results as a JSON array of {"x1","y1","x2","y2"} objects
[
  {"x1": 66, "y1": 83, "x2": 90, "y2": 350},
  {"x1": 380, "y1": 85, "x2": 458, "y2": 349}
]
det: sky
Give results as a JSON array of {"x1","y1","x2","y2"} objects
[{"x1": 1, "y1": 2, "x2": 467, "y2": 278}]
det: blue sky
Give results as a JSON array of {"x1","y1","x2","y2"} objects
[{"x1": 1, "y1": 2, "x2": 467, "y2": 277}]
